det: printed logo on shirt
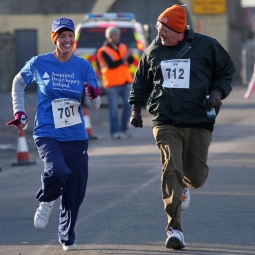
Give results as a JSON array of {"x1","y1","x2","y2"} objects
[
  {"x1": 43, "y1": 72, "x2": 50, "y2": 86},
  {"x1": 51, "y1": 72, "x2": 81, "y2": 93}
]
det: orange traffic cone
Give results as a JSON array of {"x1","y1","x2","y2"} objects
[
  {"x1": 12, "y1": 128, "x2": 36, "y2": 166},
  {"x1": 83, "y1": 108, "x2": 97, "y2": 140}
]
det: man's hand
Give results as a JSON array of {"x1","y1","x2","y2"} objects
[
  {"x1": 203, "y1": 91, "x2": 222, "y2": 110},
  {"x1": 6, "y1": 111, "x2": 28, "y2": 129},
  {"x1": 130, "y1": 109, "x2": 143, "y2": 128},
  {"x1": 84, "y1": 82, "x2": 101, "y2": 100}
]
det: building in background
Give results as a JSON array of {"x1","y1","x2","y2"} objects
[{"x1": 0, "y1": 0, "x2": 248, "y2": 92}]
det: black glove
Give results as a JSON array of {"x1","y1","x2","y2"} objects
[
  {"x1": 203, "y1": 91, "x2": 222, "y2": 110},
  {"x1": 130, "y1": 109, "x2": 143, "y2": 128}
]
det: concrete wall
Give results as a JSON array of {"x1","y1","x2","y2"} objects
[
  {"x1": 0, "y1": 0, "x2": 244, "y2": 91},
  {"x1": 0, "y1": 0, "x2": 95, "y2": 14},
  {"x1": 0, "y1": 14, "x2": 85, "y2": 55},
  {"x1": 0, "y1": 0, "x2": 230, "y2": 54},
  {"x1": 180, "y1": 0, "x2": 228, "y2": 50}
]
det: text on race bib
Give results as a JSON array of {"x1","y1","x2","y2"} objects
[
  {"x1": 51, "y1": 98, "x2": 82, "y2": 129},
  {"x1": 161, "y1": 59, "x2": 190, "y2": 88}
]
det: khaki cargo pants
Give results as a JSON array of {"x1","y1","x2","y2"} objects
[{"x1": 152, "y1": 125, "x2": 212, "y2": 232}]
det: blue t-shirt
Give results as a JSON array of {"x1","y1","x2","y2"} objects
[{"x1": 20, "y1": 52, "x2": 98, "y2": 141}]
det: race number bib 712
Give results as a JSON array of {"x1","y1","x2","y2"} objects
[
  {"x1": 51, "y1": 98, "x2": 82, "y2": 129},
  {"x1": 161, "y1": 59, "x2": 190, "y2": 88}
]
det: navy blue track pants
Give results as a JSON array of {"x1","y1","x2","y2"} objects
[{"x1": 35, "y1": 137, "x2": 89, "y2": 245}]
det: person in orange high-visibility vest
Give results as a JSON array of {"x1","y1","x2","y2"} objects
[{"x1": 97, "y1": 26, "x2": 134, "y2": 139}]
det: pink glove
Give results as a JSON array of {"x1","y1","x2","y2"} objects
[
  {"x1": 6, "y1": 111, "x2": 28, "y2": 127},
  {"x1": 84, "y1": 83, "x2": 101, "y2": 99}
]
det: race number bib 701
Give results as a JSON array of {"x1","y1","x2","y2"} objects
[
  {"x1": 161, "y1": 59, "x2": 190, "y2": 88},
  {"x1": 51, "y1": 98, "x2": 82, "y2": 129}
]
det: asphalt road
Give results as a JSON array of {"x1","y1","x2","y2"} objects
[{"x1": 0, "y1": 85, "x2": 255, "y2": 255}]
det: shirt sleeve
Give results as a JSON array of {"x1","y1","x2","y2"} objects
[
  {"x1": 11, "y1": 73, "x2": 26, "y2": 115},
  {"x1": 211, "y1": 39, "x2": 235, "y2": 99},
  {"x1": 85, "y1": 96, "x2": 101, "y2": 110},
  {"x1": 129, "y1": 51, "x2": 154, "y2": 109},
  {"x1": 20, "y1": 57, "x2": 36, "y2": 85},
  {"x1": 83, "y1": 60, "x2": 99, "y2": 88},
  {"x1": 101, "y1": 51, "x2": 124, "y2": 68}
]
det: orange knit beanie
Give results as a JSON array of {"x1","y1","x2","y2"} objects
[{"x1": 158, "y1": 4, "x2": 186, "y2": 33}]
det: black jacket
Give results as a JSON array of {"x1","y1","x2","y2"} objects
[{"x1": 129, "y1": 27, "x2": 236, "y2": 131}]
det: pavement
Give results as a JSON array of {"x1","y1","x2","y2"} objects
[
  {"x1": 0, "y1": 84, "x2": 250, "y2": 170},
  {"x1": 0, "y1": 85, "x2": 255, "y2": 255}
]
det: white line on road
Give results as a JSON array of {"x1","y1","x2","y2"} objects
[{"x1": 32, "y1": 166, "x2": 161, "y2": 255}]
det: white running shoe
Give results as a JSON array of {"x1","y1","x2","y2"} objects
[
  {"x1": 34, "y1": 201, "x2": 54, "y2": 229},
  {"x1": 59, "y1": 239, "x2": 77, "y2": 251},
  {"x1": 181, "y1": 187, "x2": 190, "y2": 211},
  {"x1": 62, "y1": 243, "x2": 77, "y2": 251},
  {"x1": 112, "y1": 132, "x2": 121, "y2": 139},
  {"x1": 166, "y1": 228, "x2": 185, "y2": 249},
  {"x1": 121, "y1": 130, "x2": 132, "y2": 138}
]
